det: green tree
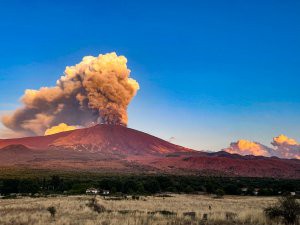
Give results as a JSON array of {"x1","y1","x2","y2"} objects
[
  {"x1": 144, "y1": 179, "x2": 160, "y2": 194},
  {"x1": 184, "y1": 185, "x2": 194, "y2": 193},
  {"x1": 215, "y1": 189, "x2": 225, "y2": 198},
  {"x1": 224, "y1": 184, "x2": 239, "y2": 195},
  {"x1": 18, "y1": 180, "x2": 39, "y2": 194},
  {"x1": 123, "y1": 179, "x2": 139, "y2": 194},
  {"x1": 205, "y1": 181, "x2": 216, "y2": 194},
  {"x1": 1, "y1": 179, "x2": 19, "y2": 194},
  {"x1": 50, "y1": 176, "x2": 64, "y2": 191},
  {"x1": 156, "y1": 176, "x2": 174, "y2": 191}
]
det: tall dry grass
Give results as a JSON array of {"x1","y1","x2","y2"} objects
[{"x1": 0, "y1": 194, "x2": 282, "y2": 225}]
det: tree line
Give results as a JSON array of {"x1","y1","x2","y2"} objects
[{"x1": 0, "y1": 175, "x2": 298, "y2": 196}]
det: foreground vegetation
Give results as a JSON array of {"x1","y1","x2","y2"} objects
[
  {"x1": 0, "y1": 170, "x2": 298, "y2": 224},
  {"x1": 1, "y1": 194, "x2": 298, "y2": 225}
]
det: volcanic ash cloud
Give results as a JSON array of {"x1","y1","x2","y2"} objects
[{"x1": 2, "y1": 52, "x2": 139, "y2": 136}]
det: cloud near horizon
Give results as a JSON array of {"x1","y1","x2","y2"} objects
[
  {"x1": 1, "y1": 52, "x2": 139, "y2": 136},
  {"x1": 225, "y1": 139, "x2": 271, "y2": 156},
  {"x1": 225, "y1": 134, "x2": 300, "y2": 159}
]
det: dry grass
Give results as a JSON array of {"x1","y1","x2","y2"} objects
[{"x1": 0, "y1": 194, "x2": 281, "y2": 225}]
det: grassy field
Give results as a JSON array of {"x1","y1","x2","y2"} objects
[{"x1": 0, "y1": 194, "x2": 284, "y2": 225}]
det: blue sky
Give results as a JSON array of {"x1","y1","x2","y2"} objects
[{"x1": 0, "y1": 0, "x2": 299, "y2": 150}]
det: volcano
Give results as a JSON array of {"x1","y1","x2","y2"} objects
[
  {"x1": 0, "y1": 125, "x2": 299, "y2": 178},
  {"x1": 0, "y1": 125, "x2": 192, "y2": 155}
]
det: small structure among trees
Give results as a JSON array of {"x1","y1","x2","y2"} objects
[
  {"x1": 102, "y1": 190, "x2": 110, "y2": 195},
  {"x1": 241, "y1": 187, "x2": 248, "y2": 195},
  {"x1": 86, "y1": 188, "x2": 110, "y2": 195},
  {"x1": 86, "y1": 188, "x2": 99, "y2": 195}
]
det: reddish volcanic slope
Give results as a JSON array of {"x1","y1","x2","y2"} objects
[
  {"x1": 0, "y1": 125, "x2": 299, "y2": 178},
  {"x1": 0, "y1": 125, "x2": 192, "y2": 155}
]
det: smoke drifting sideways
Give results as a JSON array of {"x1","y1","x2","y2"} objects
[
  {"x1": 2, "y1": 52, "x2": 139, "y2": 136},
  {"x1": 225, "y1": 135, "x2": 300, "y2": 159}
]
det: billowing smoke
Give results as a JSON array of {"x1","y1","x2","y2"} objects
[
  {"x1": 44, "y1": 123, "x2": 77, "y2": 136},
  {"x1": 2, "y1": 52, "x2": 139, "y2": 136},
  {"x1": 225, "y1": 135, "x2": 300, "y2": 159}
]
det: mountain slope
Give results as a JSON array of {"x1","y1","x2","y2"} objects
[
  {"x1": 0, "y1": 125, "x2": 299, "y2": 178},
  {"x1": 0, "y1": 125, "x2": 192, "y2": 155}
]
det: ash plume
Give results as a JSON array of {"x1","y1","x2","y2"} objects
[{"x1": 2, "y1": 52, "x2": 139, "y2": 136}]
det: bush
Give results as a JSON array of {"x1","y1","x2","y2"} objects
[
  {"x1": 132, "y1": 195, "x2": 139, "y2": 200},
  {"x1": 184, "y1": 185, "x2": 194, "y2": 193},
  {"x1": 183, "y1": 211, "x2": 196, "y2": 219},
  {"x1": 225, "y1": 212, "x2": 237, "y2": 221},
  {"x1": 155, "y1": 210, "x2": 176, "y2": 216},
  {"x1": 47, "y1": 206, "x2": 56, "y2": 218},
  {"x1": 264, "y1": 196, "x2": 300, "y2": 225},
  {"x1": 87, "y1": 197, "x2": 106, "y2": 213},
  {"x1": 215, "y1": 189, "x2": 225, "y2": 198}
]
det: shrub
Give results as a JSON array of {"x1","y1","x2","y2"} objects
[
  {"x1": 155, "y1": 210, "x2": 176, "y2": 216},
  {"x1": 215, "y1": 189, "x2": 225, "y2": 198},
  {"x1": 264, "y1": 196, "x2": 300, "y2": 225},
  {"x1": 183, "y1": 211, "x2": 196, "y2": 219},
  {"x1": 87, "y1": 197, "x2": 106, "y2": 213},
  {"x1": 47, "y1": 206, "x2": 56, "y2": 218},
  {"x1": 225, "y1": 212, "x2": 237, "y2": 221},
  {"x1": 132, "y1": 195, "x2": 139, "y2": 200},
  {"x1": 184, "y1": 185, "x2": 194, "y2": 193}
]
